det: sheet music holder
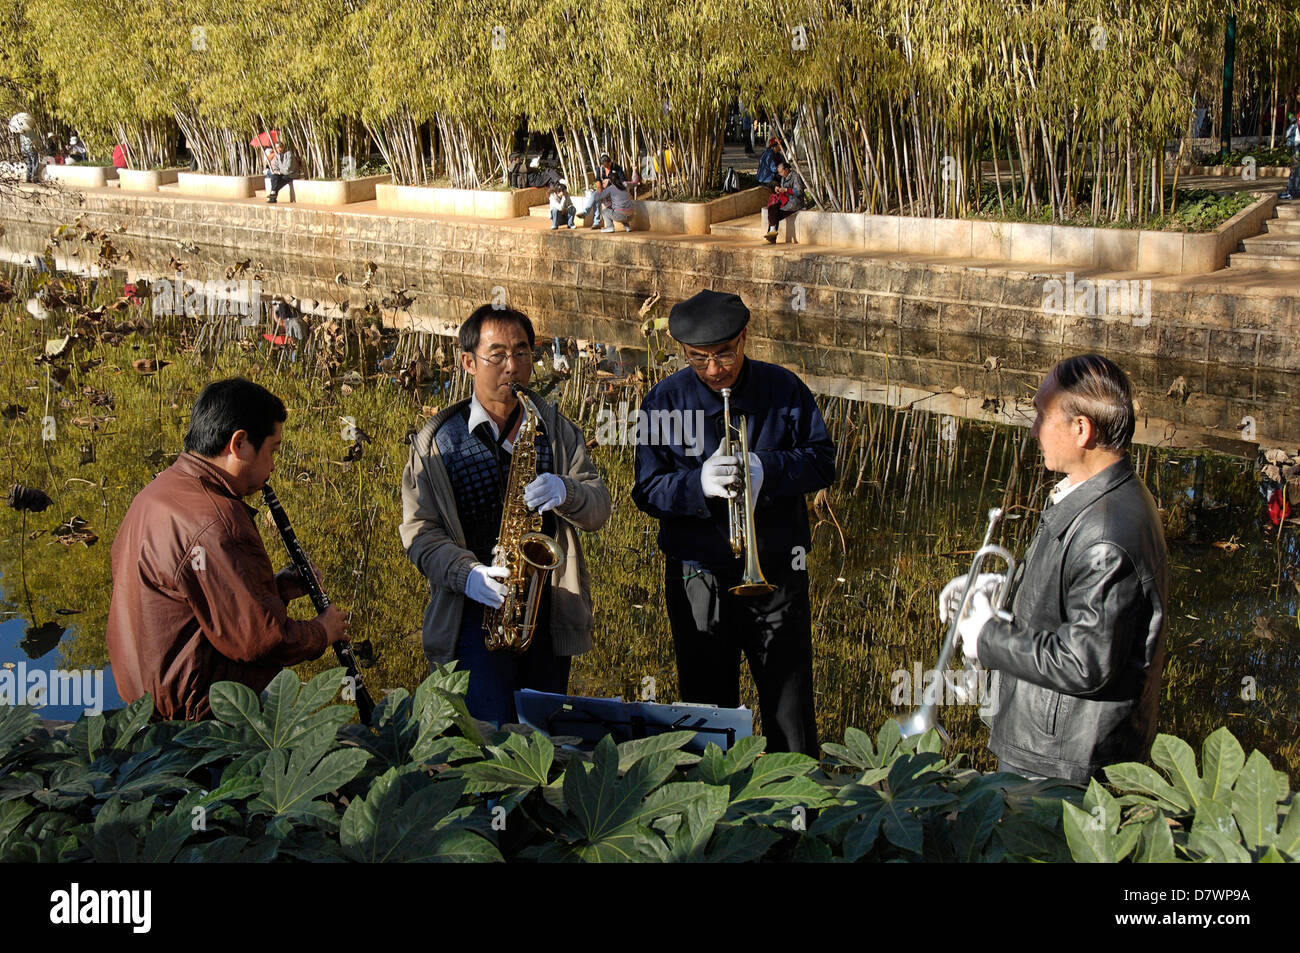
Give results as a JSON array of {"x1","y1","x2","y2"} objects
[{"x1": 513, "y1": 690, "x2": 753, "y2": 753}]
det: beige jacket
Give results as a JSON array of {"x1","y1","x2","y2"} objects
[{"x1": 399, "y1": 391, "x2": 611, "y2": 665}]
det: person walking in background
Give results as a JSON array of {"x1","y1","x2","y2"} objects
[
  {"x1": 756, "y1": 137, "x2": 783, "y2": 190},
  {"x1": 1282, "y1": 110, "x2": 1300, "y2": 201},
  {"x1": 267, "y1": 139, "x2": 301, "y2": 204}
]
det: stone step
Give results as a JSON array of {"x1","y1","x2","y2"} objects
[
  {"x1": 1239, "y1": 235, "x2": 1300, "y2": 255},
  {"x1": 1276, "y1": 203, "x2": 1300, "y2": 219},
  {"x1": 1263, "y1": 219, "x2": 1300, "y2": 236},
  {"x1": 708, "y1": 212, "x2": 766, "y2": 239},
  {"x1": 1229, "y1": 252, "x2": 1300, "y2": 271}
]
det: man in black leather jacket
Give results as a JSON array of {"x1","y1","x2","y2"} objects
[{"x1": 948, "y1": 355, "x2": 1169, "y2": 782}]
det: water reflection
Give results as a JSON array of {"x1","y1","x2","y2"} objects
[{"x1": 0, "y1": 226, "x2": 1296, "y2": 773}]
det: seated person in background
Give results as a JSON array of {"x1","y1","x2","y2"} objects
[
  {"x1": 549, "y1": 181, "x2": 576, "y2": 229},
  {"x1": 592, "y1": 175, "x2": 634, "y2": 232},
  {"x1": 66, "y1": 135, "x2": 88, "y2": 163},
  {"x1": 267, "y1": 139, "x2": 301, "y2": 204},
  {"x1": 764, "y1": 160, "x2": 805, "y2": 244}
]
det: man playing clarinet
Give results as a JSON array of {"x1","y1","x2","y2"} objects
[
  {"x1": 106, "y1": 378, "x2": 348, "y2": 720},
  {"x1": 633, "y1": 290, "x2": 836, "y2": 756}
]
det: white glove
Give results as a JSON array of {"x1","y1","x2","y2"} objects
[
  {"x1": 465, "y1": 564, "x2": 510, "y2": 608},
  {"x1": 957, "y1": 590, "x2": 995, "y2": 662},
  {"x1": 939, "y1": 572, "x2": 1006, "y2": 624},
  {"x1": 746, "y1": 452, "x2": 764, "y2": 499},
  {"x1": 523, "y1": 473, "x2": 566, "y2": 513},
  {"x1": 700, "y1": 444, "x2": 742, "y2": 499}
]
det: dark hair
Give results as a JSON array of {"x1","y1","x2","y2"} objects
[
  {"x1": 777, "y1": 159, "x2": 791, "y2": 172},
  {"x1": 185, "y1": 378, "x2": 287, "y2": 456},
  {"x1": 1051, "y1": 354, "x2": 1135, "y2": 451},
  {"x1": 458, "y1": 304, "x2": 536, "y2": 354}
]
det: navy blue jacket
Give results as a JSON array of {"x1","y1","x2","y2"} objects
[{"x1": 632, "y1": 359, "x2": 836, "y2": 573}]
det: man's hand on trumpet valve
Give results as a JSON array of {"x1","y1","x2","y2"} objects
[
  {"x1": 701, "y1": 444, "x2": 742, "y2": 499},
  {"x1": 957, "y1": 589, "x2": 996, "y2": 662},
  {"x1": 938, "y1": 571, "x2": 1006, "y2": 624}
]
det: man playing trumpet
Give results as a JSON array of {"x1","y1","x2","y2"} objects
[
  {"x1": 633, "y1": 290, "x2": 836, "y2": 755},
  {"x1": 942, "y1": 355, "x2": 1169, "y2": 782}
]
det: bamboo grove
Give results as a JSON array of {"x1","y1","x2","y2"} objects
[{"x1": 2, "y1": 0, "x2": 1298, "y2": 224}]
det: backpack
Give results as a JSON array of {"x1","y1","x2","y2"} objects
[{"x1": 722, "y1": 167, "x2": 739, "y2": 193}]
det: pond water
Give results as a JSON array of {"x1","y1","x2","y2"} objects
[{"x1": 1, "y1": 225, "x2": 1296, "y2": 775}]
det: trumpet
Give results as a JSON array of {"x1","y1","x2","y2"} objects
[
  {"x1": 720, "y1": 387, "x2": 774, "y2": 597},
  {"x1": 898, "y1": 507, "x2": 1016, "y2": 741}
]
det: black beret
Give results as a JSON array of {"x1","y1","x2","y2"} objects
[{"x1": 668, "y1": 290, "x2": 750, "y2": 346}]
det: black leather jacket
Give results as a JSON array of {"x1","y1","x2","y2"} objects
[{"x1": 977, "y1": 456, "x2": 1169, "y2": 782}]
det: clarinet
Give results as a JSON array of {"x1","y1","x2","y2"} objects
[{"x1": 261, "y1": 483, "x2": 376, "y2": 725}]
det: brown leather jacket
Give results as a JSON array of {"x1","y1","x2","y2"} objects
[{"x1": 106, "y1": 452, "x2": 328, "y2": 720}]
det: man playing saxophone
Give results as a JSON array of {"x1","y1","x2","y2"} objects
[
  {"x1": 632, "y1": 290, "x2": 836, "y2": 756},
  {"x1": 400, "y1": 305, "x2": 611, "y2": 725}
]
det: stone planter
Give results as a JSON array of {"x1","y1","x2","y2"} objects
[
  {"x1": 631, "y1": 186, "x2": 769, "y2": 234},
  {"x1": 116, "y1": 168, "x2": 184, "y2": 192},
  {"x1": 1179, "y1": 164, "x2": 1292, "y2": 178},
  {"x1": 291, "y1": 174, "x2": 391, "y2": 205},
  {"x1": 767, "y1": 194, "x2": 1276, "y2": 274},
  {"x1": 176, "y1": 172, "x2": 264, "y2": 199},
  {"x1": 375, "y1": 183, "x2": 548, "y2": 218},
  {"x1": 40, "y1": 164, "x2": 117, "y2": 188}
]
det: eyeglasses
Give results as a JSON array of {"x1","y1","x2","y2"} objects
[
  {"x1": 475, "y1": 347, "x2": 534, "y2": 367},
  {"x1": 683, "y1": 348, "x2": 739, "y2": 369}
]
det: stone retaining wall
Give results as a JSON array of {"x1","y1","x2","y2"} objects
[{"x1": 3, "y1": 186, "x2": 1296, "y2": 375}]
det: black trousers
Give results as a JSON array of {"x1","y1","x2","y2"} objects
[{"x1": 664, "y1": 559, "x2": 818, "y2": 756}]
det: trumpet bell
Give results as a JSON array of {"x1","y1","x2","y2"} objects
[
  {"x1": 897, "y1": 709, "x2": 951, "y2": 745},
  {"x1": 730, "y1": 580, "x2": 776, "y2": 597}
]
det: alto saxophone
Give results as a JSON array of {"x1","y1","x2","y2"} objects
[{"x1": 482, "y1": 383, "x2": 565, "y2": 652}]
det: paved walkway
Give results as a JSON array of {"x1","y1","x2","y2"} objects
[{"x1": 19, "y1": 148, "x2": 1298, "y2": 300}]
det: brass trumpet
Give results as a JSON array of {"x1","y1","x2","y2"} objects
[
  {"x1": 898, "y1": 507, "x2": 1016, "y2": 741},
  {"x1": 720, "y1": 387, "x2": 774, "y2": 597}
]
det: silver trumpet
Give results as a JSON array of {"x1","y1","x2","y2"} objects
[
  {"x1": 898, "y1": 507, "x2": 1016, "y2": 741},
  {"x1": 721, "y1": 387, "x2": 774, "y2": 597}
]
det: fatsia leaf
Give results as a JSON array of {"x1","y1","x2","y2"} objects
[
  {"x1": 1201, "y1": 727, "x2": 1245, "y2": 802},
  {"x1": 664, "y1": 784, "x2": 729, "y2": 862},
  {"x1": 107, "y1": 695, "x2": 155, "y2": 751},
  {"x1": 729, "y1": 752, "x2": 827, "y2": 808},
  {"x1": 1150, "y1": 734, "x2": 1203, "y2": 808},
  {"x1": 1186, "y1": 829, "x2": 1251, "y2": 863},
  {"x1": 1231, "y1": 750, "x2": 1280, "y2": 850},
  {"x1": 250, "y1": 747, "x2": 369, "y2": 818},
  {"x1": 557, "y1": 737, "x2": 665, "y2": 861},
  {"x1": 461, "y1": 731, "x2": 555, "y2": 794},
  {"x1": 878, "y1": 790, "x2": 925, "y2": 855},
  {"x1": 341, "y1": 766, "x2": 493, "y2": 862},
  {"x1": 1135, "y1": 815, "x2": 1177, "y2": 863},
  {"x1": 1276, "y1": 801, "x2": 1300, "y2": 860},
  {"x1": 1063, "y1": 801, "x2": 1115, "y2": 863},
  {"x1": 950, "y1": 789, "x2": 1003, "y2": 861},
  {"x1": 0, "y1": 706, "x2": 42, "y2": 761},
  {"x1": 822, "y1": 726, "x2": 884, "y2": 770},
  {"x1": 616, "y1": 731, "x2": 699, "y2": 774},
  {"x1": 704, "y1": 823, "x2": 781, "y2": 863},
  {"x1": 1082, "y1": 778, "x2": 1120, "y2": 834},
  {"x1": 1103, "y1": 762, "x2": 1190, "y2": 813},
  {"x1": 996, "y1": 814, "x2": 1069, "y2": 861}
]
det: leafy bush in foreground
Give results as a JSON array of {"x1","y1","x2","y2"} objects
[{"x1": 0, "y1": 668, "x2": 1294, "y2": 862}]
